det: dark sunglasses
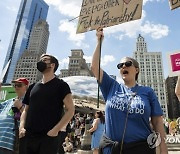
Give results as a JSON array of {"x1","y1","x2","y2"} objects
[
  {"x1": 117, "y1": 61, "x2": 133, "y2": 69},
  {"x1": 13, "y1": 83, "x2": 23, "y2": 88}
]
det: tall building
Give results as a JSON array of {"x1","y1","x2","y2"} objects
[
  {"x1": 166, "y1": 76, "x2": 180, "y2": 119},
  {"x1": 13, "y1": 20, "x2": 49, "y2": 84},
  {"x1": 133, "y1": 34, "x2": 168, "y2": 117},
  {"x1": 60, "y1": 49, "x2": 93, "y2": 78},
  {"x1": 3, "y1": 0, "x2": 48, "y2": 84}
]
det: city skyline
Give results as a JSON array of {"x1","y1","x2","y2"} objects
[
  {"x1": 0, "y1": 0, "x2": 180, "y2": 83},
  {"x1": 1, "y1": 0, "x2": 48, "y2": 83}
]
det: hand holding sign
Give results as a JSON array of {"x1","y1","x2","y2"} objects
[{"x1": 96, "y1": 27, "x2": 104, "y2": 42}]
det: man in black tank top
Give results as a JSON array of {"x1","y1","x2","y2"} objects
[{"x1": 19, "y1": 54, "x2": 75, "y2": 154}]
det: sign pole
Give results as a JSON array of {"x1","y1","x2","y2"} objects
[{"x1": 97, "y1": 36, "x2": 102, "y2": 108}]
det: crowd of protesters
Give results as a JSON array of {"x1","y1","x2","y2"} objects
[
  {"x1": 61, "y1": 113, "x2": 180, "y2": 153},
  {"x1": 59, "y1": 111, "x2": 105, "y2": 153},
  {"x1": 61, "y1": 112, "x2": 94, "y2": 152},
  {"x1": 0, "y1": 51, "x2": 179, "y2": 154}
]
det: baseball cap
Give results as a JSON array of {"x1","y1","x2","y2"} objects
[{"x1": 12, "y1": 78, "x2": 29, "y2": 86}]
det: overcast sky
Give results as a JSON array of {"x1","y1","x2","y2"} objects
[{"x1": 0, "y1": 0, "x2": 180, "y2": 81}]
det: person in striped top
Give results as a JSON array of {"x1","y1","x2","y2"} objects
[{"x1": 0, "y1": 78, "x2": 29, "y2": 154}]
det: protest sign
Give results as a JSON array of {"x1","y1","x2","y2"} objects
[
  {"x1": 169, "y1": 0, "x2": 180, "y2": 10},
  {"x1": 77, "y1": 0, "x2": 143, "y2": 33},
  {"x1": 167, "y1": 51, "x2": 180, "y2": 77}
]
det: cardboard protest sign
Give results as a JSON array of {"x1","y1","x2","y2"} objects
[
  {"x1": 77, "y1": 0, "x2": 143, "y2": 33},
  {"x1": 167, "y1": 51, "x2": 180, "y2": 77},
  {"x1": 169, "y1": 0, "x2": 180, "y2": 10}
]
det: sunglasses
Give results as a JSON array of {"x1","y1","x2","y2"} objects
[
  {"x1": 13, "y1": 83, "x2": 23, "y2": 88},
  {"x1": 117, "y1": 61, "x2": 133, "y2": 69}
]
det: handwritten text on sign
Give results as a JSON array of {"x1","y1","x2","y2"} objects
[
  {"x1": 169, "y1": 0, "x2": 180, "y2": 10},
  {"x1": 76, "y1": 0, "x2": 143, "y2": 33}
]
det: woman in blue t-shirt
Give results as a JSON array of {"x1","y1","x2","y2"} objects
[{"x1": 91, "y1": 28, "x2": 168, "y2": 154}]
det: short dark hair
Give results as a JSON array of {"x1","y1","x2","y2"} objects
[{"x1": 41, "y1": 54, "x2": 59, "y2": 72}]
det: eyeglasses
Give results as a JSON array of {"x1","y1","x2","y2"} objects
[
  {"x1": 117, "y1": 61, "x2": 133, "y2": 69},
  {"x1": 13, "y1": 83, "x2": 23, "y2": 88}
]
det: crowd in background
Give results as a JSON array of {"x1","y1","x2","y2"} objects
[
  {"x1": 163, "y1": 117, "x2": 180, "y2": 136},
  {"x1": 60, "y1": 111, "x2": 105, "y2": 153},
  {"x1": 61, "y1": 112, "x2": 180, "y2": 153}
]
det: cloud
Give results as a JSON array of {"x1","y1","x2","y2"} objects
[
  {"x1": 45, "y1": 0, "x2": 81, "y2": 17},
  {"x1": 57, "y1": 1, "x2": 81, "y2": 18},
  {"x1": 59, "y1": 58, "x2": 69, "y2": 69},
  {"x1": 84, "y1": 56, "x2": 92, "y2": 63},
  {"x1": 140, "y1": 21, "x2": 169, "y2": 39},
  {"x1": 105, "y1": 10, "x2": 146, "y2": 39},
  {"x1": 46, "y1": 0, "x2": 169, "y2": 44},
  {"x1": 58, "y1": 20, "x2": 89, "y2": 47},
  {"x1": 143, "y1": 0, "x2": 162, "y2": 5},
  {"x1": 105, "y1": 10, "x2": 169, "y2": 40},
  {"x1": 0, "y1": 43, "x2": 4, "y2": 50},
  {"x1": 6, "y1": 6, "x2": 18, "y2": 12},
  {"x1": 45, "y1": 0, "x2": 86, "y2": 46},
  {"x1": 101, "y1": 55, "x2": 115, "y2": 66},
  {"x1": 44, "y1": 0, "x2": 60, "y2": 6},
  {"x1": 84, "y1": 55, "x2": 115, "y2": 66}
]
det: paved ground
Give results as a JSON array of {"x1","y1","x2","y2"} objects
[
  {"x1": 169, "y1": 152, "x2": 180, "y2": 154},
  {"x1": 66, "y1": 151, "x2": 180, "y2": 154}
]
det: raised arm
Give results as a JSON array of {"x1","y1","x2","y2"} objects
[
  {"x1": 91, "y1": 28, "x2": 104, "y2": 84},
  {"x1": 175, "y1": 76, "x2": 180, "y2": 101}
]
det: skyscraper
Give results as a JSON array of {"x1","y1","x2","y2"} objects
[
  {"x1": 13, "y1": 19, "x2": 49, "y2": 84},
  {"x1": 133, "y1": 34, "x2": 168, "y2": 118},
  {"x1": 3, "y1": 0, "x2": 48, "y2": 83}
]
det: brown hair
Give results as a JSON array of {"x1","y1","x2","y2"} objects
[{"x1": 96, "y1": 111, "x2": 105, "y2": 124}]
